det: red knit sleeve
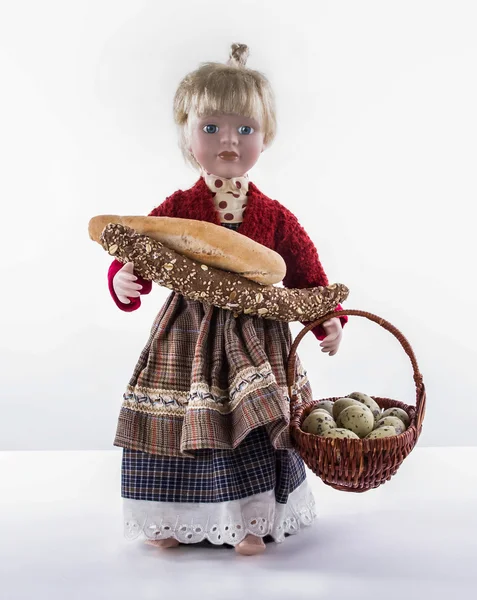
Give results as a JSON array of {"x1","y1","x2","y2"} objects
[
  {"x1": 107, "y1": 190, "x2": 182, "y2": 311},
  {"x1": 274, "y1": 206, "x2": 348, "y2": 341},
  {"x1": 108, "y1": 259, "x2": 152, "y2": 312}
]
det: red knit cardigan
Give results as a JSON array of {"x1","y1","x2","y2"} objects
[{"x1": 108, "y1": 176, "x2": 347, "y2": 341}]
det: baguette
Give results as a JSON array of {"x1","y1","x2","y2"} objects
[{"x1": 89, "y1": 214, "x2": 286, "y2": 285}]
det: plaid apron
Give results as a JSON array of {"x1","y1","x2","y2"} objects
[{"x1": 114, "y1": 293, "x2": 313, "y2": 458}]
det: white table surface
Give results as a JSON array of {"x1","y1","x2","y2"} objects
[{"x1": 1, "y1": 447, "x2": 476, "y2": 600}]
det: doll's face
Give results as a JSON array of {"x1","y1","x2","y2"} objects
[{"x1": 188, "y1": 112, "x2": 265, "y2": 178}]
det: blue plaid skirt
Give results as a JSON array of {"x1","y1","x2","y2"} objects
[{"x1": 122, "y1": 426, "x2": 306, "y2": 504}]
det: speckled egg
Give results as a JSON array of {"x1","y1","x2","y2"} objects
[
  {"x1": 302, "y1": 410, "x2": 337, "y2": 435},
  {"x1": 309, "y1": 408, "x2": 334, "y2": 419},
  {"x1": 338, "y1": 404, "x2": 375, "y2": 438},
  {"x1": 381, "y1": 407, "x2": 410, "y2": 428},
  {"x1": 347, "y1": 392, "x2": 382, "y2": 422},
  {"x1": 321, "y1": 428, "x2": 360, "y2": 440},
  {"x1": 365, "y1": 426, "x2": 397, "y2": 440},
  {"x1": 306, "y1": 409, "x2": 336, "y2": 428},
  {"x1": 375, "y1": 416, "x2": 406, "y2": 434},
  {"x1": 332, "y1": 398, "x2": 363, "y2": 422},
  {"x1": 309, "y1": 401, "x2": 334, "y2": 417}
]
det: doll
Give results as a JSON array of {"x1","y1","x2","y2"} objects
[{"x1": 108, "y1": 43, "x2": 347, "y2": 556}]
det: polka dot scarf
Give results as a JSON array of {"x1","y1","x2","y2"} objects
[{"x1": 201, "y1": 169, "x2": 249, "y2": 224}]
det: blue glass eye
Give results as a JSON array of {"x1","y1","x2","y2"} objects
[
  {"x1": 203, "y1": 124, "x2": 218, "y2": 134},
  {"x1": 238, "y1": 126, "x2": 254, "y2": 135}
]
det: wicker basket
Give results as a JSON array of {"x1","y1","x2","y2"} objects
[{"x1": 287, "y1": 309, "x2": 426, "y2": 493}]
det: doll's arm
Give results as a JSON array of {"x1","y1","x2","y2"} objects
[
  {"x1": 275, "y1": 207, "x2": 348, "y2": 341},
  {"x1": 107, "y1": 190, "x2": 183, "y2": 311}
]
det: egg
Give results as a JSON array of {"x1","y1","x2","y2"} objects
[
  {"x1": 365, "y1": 426, "x2": 397, "y2": 440},
  {"x1": 347, "y1": 392, "x2": 382, "y2": 422},
  {"x1": 321, "y1": 428, "x2": 360, "y2": 440},
  {"x1": 375, "y1": 416, "x2": 406, "y2": 434},
  {"x1": 309, "y1": 408, "x2": 335, "y2": 419},
  {"x1": 302, "y1": 410, "x2": 337, "y2": 435},
  {"x1": 332, "y1": 398, "x2": 363, "y2": 422},
  {"x1": 309, "y1": 400, "x2": 334, "y2": 417},
  {"x1": 380, "y1": 407, "x2": 410, "y2": 428},
  {"x1": 338, "y1": 404, "x2": 375, "y2": 438}
]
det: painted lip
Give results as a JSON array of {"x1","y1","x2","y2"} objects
[{"x1": 218, "y1": 151, "x2": 239, "y2": 160}]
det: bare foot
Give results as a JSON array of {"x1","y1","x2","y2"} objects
[
  {"x1": 145, "y1": 538, "x2": 180, "y2": 549},
  {"x1": 235, "y1": 534, "x2": 266, "y2": 556}
]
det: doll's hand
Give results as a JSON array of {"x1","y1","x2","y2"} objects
[
  {"x1": 112, "y1": 262, "x2": 143, "y2": 304},
  {"x1": 320, "y1": 317, "x2": 343, "y2": 356}
]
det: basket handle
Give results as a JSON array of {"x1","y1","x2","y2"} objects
[{"x1": 287, "y1": 309, "x2": 426, "y2": 432}]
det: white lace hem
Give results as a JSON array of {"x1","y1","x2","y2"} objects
[{"x1": 123, "y1": 478, "x2": 317, "y2": 545}]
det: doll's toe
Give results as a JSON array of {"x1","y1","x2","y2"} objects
[
  {"x1": 145, "y1": 538, "x2": 180, "y2": 549},
  {"x1": 235, "y1": 534, "x2": 266, "y2": 556}
]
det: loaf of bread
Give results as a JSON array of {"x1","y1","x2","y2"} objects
[
  {"x1": 89, "y1": 215, "x2": 286, "y2": 285},
  {"x1": 99, "y1": 222, "x2": 349, "y2": 322}
]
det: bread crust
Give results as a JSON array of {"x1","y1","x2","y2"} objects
[{"x1": 89, "y1": 214, "x2": 286, "y2": 285}]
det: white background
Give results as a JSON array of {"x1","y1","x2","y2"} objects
[{"x1": 1, "y1": 0, "x2": 476, "y2": 450}]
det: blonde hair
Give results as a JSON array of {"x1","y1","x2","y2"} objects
[{"x1": 173, "y1": 43, "x2": 277, "y2": 171}]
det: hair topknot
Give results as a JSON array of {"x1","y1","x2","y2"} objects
[{"x1": 227, "y1": 43, "x2": 250, "y2": 68}]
